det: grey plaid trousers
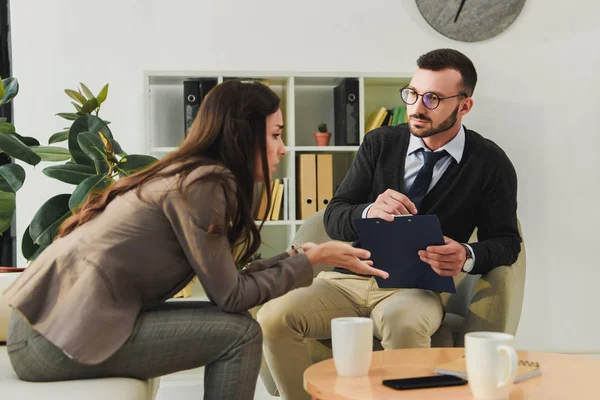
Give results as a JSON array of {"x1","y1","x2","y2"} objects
[{"x1": 7, "y1": 301, "x2": 262, "y2": 400}]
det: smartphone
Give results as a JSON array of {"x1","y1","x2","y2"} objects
[{"x1": 382, "y1": 374, "x2": 468, "y2": 390}]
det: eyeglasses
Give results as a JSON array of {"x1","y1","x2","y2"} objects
[{"x1": 400, "y1": 87, "x2": 467, "y2": 110}]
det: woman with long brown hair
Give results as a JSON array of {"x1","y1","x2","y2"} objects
[{"x1": 3, "y1": 80, "x2": 387, "y2": 399}]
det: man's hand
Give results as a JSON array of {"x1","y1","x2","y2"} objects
[
  {"x1": 418, "y1": 236, "x2": 466, "y2": 277},
  {"x1": 366, "y1": 189, "x2": 418, "y2": 221}
]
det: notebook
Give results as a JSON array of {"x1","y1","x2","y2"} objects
[
  {"x1": 434, "y1": 356, "x2": 541, "y2": 383},
  {"x1": 353, "y1": 215, "x2": 456, "y2": 293}
]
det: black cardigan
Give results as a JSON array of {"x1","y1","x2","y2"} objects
[{"x1": 323, "y1": 124, "x2": 521, "y2": 275}]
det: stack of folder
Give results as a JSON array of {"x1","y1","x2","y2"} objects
[{"x1": 297, "y1": 153, "x2": 333, "y2": 220}]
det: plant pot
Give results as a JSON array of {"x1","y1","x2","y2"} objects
[
  {"x1": 0, "y1": 267, "x2": 25, "y2": 273},
  {"x1": 314, "y1": 132, "x2": 332, "y2": 146}
]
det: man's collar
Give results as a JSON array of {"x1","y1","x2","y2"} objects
[{"x1": 407, "y1": 125, "x2": 465, "y2": 163}]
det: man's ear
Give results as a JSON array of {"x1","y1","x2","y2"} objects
[{"x1": 461, "y1": 97, "x2": 474, "y2": 115}]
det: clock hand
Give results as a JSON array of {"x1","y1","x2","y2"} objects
[{"x1": 454, "y1": 0, "x2": 467, "y2": 23}]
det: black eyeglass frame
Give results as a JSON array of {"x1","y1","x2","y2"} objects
[{"x1": 400, "y1": 86, "x2": 467, "y2": 110}]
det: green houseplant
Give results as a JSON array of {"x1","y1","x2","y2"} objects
[
  {"x1": 21, "y1": 82, "x2": 158, "y2": 261},
  {"x1": 0, "y1": 77, "x2": 48, "y2": 238}
]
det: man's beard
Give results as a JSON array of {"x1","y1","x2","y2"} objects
[{"x1": 408, "y1": 105, "x2": 459, "y2": 138}]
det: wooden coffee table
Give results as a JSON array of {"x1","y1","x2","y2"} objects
[{"x1": 304, "y1": 348, "x2": 598, "y2": 399}]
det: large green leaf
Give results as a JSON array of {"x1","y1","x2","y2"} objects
[
  {"x1": 97, "y1": 83, "x2": 109, "y2": 105},
  {"x1": 65, "y1": 89, "x2": 86, "y2": 105},
  {"x1": 0, "y1": 78, "x2": 18, "y2": 105},
  {"x1": 81, "y1": 98, "x2": 98, "y2": 114},
  {"x1": 49, "y1": 130, "x2": 69, "y2": 144},
  {"x1": 0, "y1": 131, "x2": 41, "y2": 165},
  {"x1": 22, "y1": 226, "x2": 41, "y2": 261},
  {"x1": 30, "y1": 194, "x2": 71, "y2": 245},
  {"x1": 9, "y1": 132, "x2": 40, "y2": 147},
  {"x1": 30, "y1": 146, "x2": 72, "y2": 162},
  {"x1": 0, "y1": 164, "x2": 25, "y2": 192},
  {"x1": 43, "y1": 163, "x2": 97, "y2": 185},
  {"x1": 56, "y1": 112, "x2": 80, "y2": 121},
  {"x1": 0, "y1": 190, "x2": 15, "y2": 233},
  {"x1": 69, "y1": 175, "x2": 112, "y2": 211},
  {"x1": 69, "y1": 115, "x2": 113, "y2": 166},
  {"x1": 77, "y1": 131, "x2": 106, "y2": 161},
  {"x1": 71, "y1": 102, "x2": 82, "y2": 112},
  {"x1": 0, "y1": 122, "x2": 15, "y2": 132},
  {"x1": 118, "y1": 154, "x2": 158, "y2": 175},
  {"x1": 80, "y1": 83, "x2": 95, "y2": 100}
]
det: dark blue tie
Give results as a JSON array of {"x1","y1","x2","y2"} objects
[{"x1": 407, "y1": 149, "x2": 448, "y2": 209}]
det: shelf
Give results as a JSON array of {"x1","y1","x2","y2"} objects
[{"x1": 145, "y1": 71, "x2": 411, "y2": 257}]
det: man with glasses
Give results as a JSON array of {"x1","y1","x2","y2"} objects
[{"x1": 258, "y1": 48, "x2": 521, "y2": 400}]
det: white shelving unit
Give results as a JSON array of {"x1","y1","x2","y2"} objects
[{"x1": 144, "y1": 71, "x2": 411, "y2": 258}]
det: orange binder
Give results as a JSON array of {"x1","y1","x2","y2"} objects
[
  {"x1": 297, "y1": 154, "x2": 317, "y2": 219},
  {"x1": 316, "y1": 154, "x2": 333, "y2": 211}
]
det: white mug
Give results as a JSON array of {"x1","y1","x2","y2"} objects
[
  {"x1": 465, "y1": 332, "x2": 518, "y2": 400},
  {"x1": 331, "y1": 317, "x2": 373, "y2": 377}
]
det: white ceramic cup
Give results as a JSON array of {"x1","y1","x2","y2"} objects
[
  {"x1": 331, "y1": 317, "x2": 373, "y2": 377},
  {"x1": 465, "y1": 332, "x2": 519, "y2": 400}
]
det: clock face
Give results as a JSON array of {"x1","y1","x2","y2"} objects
[{"x1": 416, "y1": 0, "x2": 526, "y2": 42}]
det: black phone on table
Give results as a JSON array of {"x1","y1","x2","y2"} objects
[{"x1": 382, "y1": 374, "x2": 468, "y2": 390}]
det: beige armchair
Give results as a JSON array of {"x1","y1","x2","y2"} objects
[{"x1": 254, "y1": 209, "x2": 526, "y2": 396}]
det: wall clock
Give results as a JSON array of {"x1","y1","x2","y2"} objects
[{"x1": 416, "y1": 0, "x2": 526, "y2": 42}]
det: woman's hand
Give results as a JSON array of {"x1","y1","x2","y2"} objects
[{"x1": 304, "y1": 241, "x2": 389, "y2": 279}]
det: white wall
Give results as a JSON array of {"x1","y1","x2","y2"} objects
[{"x1": 10, "y1": 0, "x2": 600, "y2": 353}]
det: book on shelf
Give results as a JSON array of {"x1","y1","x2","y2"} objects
[
  {"x1": 433, "y1": 356, "x2": 541, "y2": 383},
  {"x1": 270, "y1": 179, "x2": 285, "y2": 221},
  {"x1": 366, "y1": 106, "x2": 408, "y2": 133}
]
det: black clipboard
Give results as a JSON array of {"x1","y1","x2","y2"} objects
[{"x1": 353, "y1": 215, "x2": 456, "y2": 293}]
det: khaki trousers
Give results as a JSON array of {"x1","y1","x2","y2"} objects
[{"x1": 257, "y1": 271, "x2": 444, "y2": 400}]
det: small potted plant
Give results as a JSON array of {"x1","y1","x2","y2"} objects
[{"x1": 314, "y1": 123, "x2": 331, "y2": 146}]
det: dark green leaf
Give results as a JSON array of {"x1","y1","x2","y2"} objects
[
  {"x1": 65, "y1": 89, "x2": 87, "y2": 104},
  {"x1": 81, "y1": 98, "x2": 98, "y2": 114},
  {"x1": 0, "y1": 163, "x2": 25, "y2": 192},
  {"x1": 9, "y1": 132, "x2": 39, "y2": 146},
  {"x1": 69, "y1": 175, "x2": 112, "y2": 211},
  {"x1": 79, "y1": 82, "x2": 94, "y2": 100},
  {"x1": 49, "y1": 130, "x2": 69, "y2": 144},
  {"x1": 71, "y1": 102, "x2": 82, "y2": 112},
  {"x1": 97, "y1": 83, "x2": 109, "y2": 105},
  {"x1": 0, "y1": 122, "x2": 15, "y2": 132},
  {"x1": 56, "y1": 113, "x2": 79, "y2": 121},
  {"x1": 0, "y1": 132, "x2": 41, "y2": 165},
  {"x1": 112, "y1": 139, "x2": 124, "y2": 155},
  {"x1": 28, "y1": 244, "x2": 49, "y2": 261},
  {"x1": 43, "y1": 163, "x2": 96, "y2": 185},
  {"x1": 22, "y1": 226, "x2": 41, "y2": 261},
  {"x1": 30, "y1": 146, "x2": 72, "y2": 162},
  {"x1": 30, "y1": 194, "x2": 71, "y2": 245},
  {"x1": 77, "y1": 132, "x2": 106, "y2": 161},
  {"x1": 68, "y1": 115, "x2": 113, "y2": 166},
  {"x1": 94, "y1": 159, "x2": 109, "y2": 175},
  {"x1": 0, "y1": 190, "x2": 15, "y2": 233},
  {"x1": 118, "y1": 154, "x2": 158, "y2": 173},
  {"x1": 1, "y1": 78, "x2": 18, "y2": 105}
]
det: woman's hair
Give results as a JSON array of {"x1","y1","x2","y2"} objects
[{"x1": 57, "y1": 79, "x2": 280, "y2": 265}]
